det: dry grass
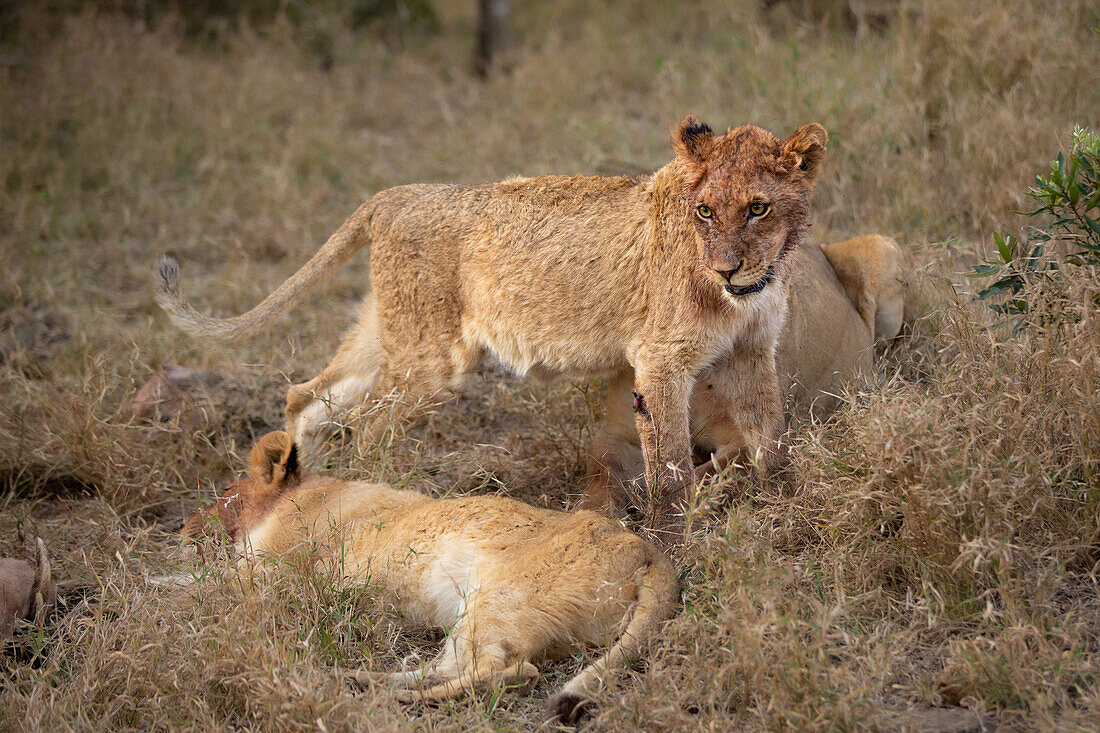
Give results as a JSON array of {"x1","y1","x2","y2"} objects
[{"x1": 1, "y1": 0, "x2": 1099, "y2": 729}]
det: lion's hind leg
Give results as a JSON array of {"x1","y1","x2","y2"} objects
[
  {"x1": 546, "y1": 556, "x2": 679, "y2": 724},
  {"x1": 393, "y1": 658, "x2": 539, "y2": 705},
  {"x1": 352, "y1": 331, "x2": 481, "y2": 452},
  {"x1": 286, "y1": 297, "x2": 384, "y2": 459},
  {"x1": 345, "y1": 649, "x2": 458, "y2": 690},
  {"x1": 390, "y1": 614, "x2": 539, "y2": 704}
]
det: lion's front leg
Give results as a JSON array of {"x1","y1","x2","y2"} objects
[
  {"x1": 690, "y1": 346, "x2": 786, "y2": 484},
  {"x1": 631, "y1": 367, "x2": 694, "y2": 542}
]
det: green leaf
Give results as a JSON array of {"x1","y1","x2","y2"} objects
[
  {"x1": 1084, "y1": 215, "x2": 1100, "y2": 236},
  {"x1": 978, "y1": 278, "x2": 1022, "y2": 300},
  {"x1": 991, "y1": 301, "x2": 1026, "y2": 315},
  {"x1": 1069, "y1": 182, "x2": 1081, "y2": 205},
  {"x1": 994, "y1": 232, "x2": 1013, "y2": 262}
]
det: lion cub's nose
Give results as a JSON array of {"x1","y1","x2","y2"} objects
[{"x1": 715, "y1": 261, "x2": 743, "y2": 282}]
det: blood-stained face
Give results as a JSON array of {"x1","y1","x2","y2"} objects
[{"x1": 673, "y1": 116, "x2": 827, "y2": 299}]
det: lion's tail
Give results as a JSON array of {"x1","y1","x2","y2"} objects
[
  {"x1": 546, "y1": 552, "x2": 680, "y2": 724},
  {"x1": 154, "y1": 199, "x2": 375, "y2": 340}
]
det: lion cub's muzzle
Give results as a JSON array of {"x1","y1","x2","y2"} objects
[
  {"x1": 713, "y1": 260, "x2": 744, "y2": 283},
  {"x1": 724, "y1": 264, "x2": 776, "y2": 298}
]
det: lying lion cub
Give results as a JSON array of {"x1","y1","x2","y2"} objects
[
  {"x1": 182, "y1": 431, "x2": 679, "y2": 722},
  {"x1": 157, "y1": 116, "x2": 828, "y2": 533}
]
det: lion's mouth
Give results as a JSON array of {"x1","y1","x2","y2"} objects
[{"x1": 724, "y1": 266, "x2": 776, "y2": 297}]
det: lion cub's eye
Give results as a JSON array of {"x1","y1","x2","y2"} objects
[
  {"x1": 696, "y1": 204, "x2": 713, "y2": 220},
  {"x1": 748, "y1": 202, "x2": 770, "y2": 218}
]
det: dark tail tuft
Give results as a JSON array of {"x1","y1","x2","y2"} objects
[
  {"x1": 545, "y1": 691, "x2": 589, "y2": 725},
  {"x1": 154, "y1": 256, "x2": 180, "y2": 297}
]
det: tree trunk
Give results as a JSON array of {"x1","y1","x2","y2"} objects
[{"x1": 475, "y1": 0, "x2": 509, "y2": 78}]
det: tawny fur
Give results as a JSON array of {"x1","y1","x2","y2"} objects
[
  {"x1": 581, "y1": 233, "x2": 917, "y2": 513},
  {"x1": 156, "y1": 116, "x2": 827, "y2": 535},
  {"x1": 182, "y1": 432, "x2": 679, "y2": 723},
  {"x1": 0, "y1": 538, "x2": 54, "y2": 642},
  {"x1": 820, "y1": 233, "x2": 919, "y2": 342}
]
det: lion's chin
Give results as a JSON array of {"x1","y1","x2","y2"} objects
[{"x1": 724, "y1": 266, "x2": 776, "y2": 298}]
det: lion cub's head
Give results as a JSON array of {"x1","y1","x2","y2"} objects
[
  {"x1": 182, "y1": 431, "x2": 303, "y2": 548},
  {"x1": 673, "y1": 115, "x2": 828, "y2": 300}
]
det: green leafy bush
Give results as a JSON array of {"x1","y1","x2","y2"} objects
[{"x1": 970, "y1": 126, "x2": 1100, "y2": 326}]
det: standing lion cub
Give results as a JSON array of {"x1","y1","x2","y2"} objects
[
  {"x1": 583, "y1": 233, "x2": 917, "y2": 513},
  {"x1": 182, "y1": 431, "x2": 679, "y2": 723},
  {"x1": 157, "y1": 116, "x2": 827, "y2": 535}
]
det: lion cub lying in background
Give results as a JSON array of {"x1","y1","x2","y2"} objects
[{"x1": 183, "y1": 431, "x2": 679, "y2": 722}]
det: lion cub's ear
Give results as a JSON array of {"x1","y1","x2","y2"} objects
[
  {"x1": 782, "y1": 123, "x2": 828, "y2": 180},
  {"x1": 248, "y1": 430, "x2": 301, "y2": 488},
  {"x1": 673, "y1": 115, "x2": 716, "y2": 162}
]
